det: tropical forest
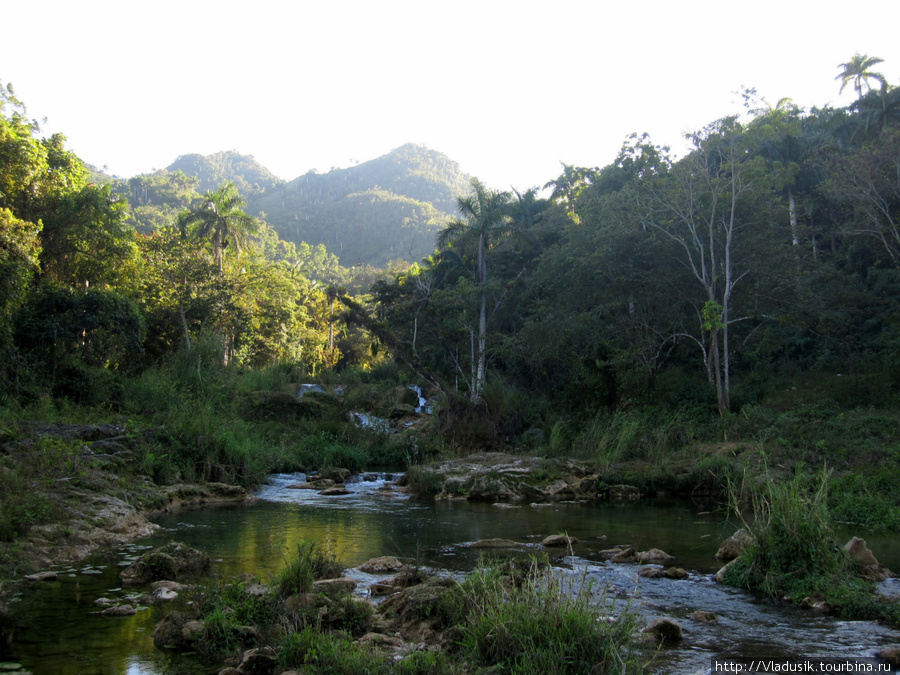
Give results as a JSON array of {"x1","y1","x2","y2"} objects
[{"x1": 1, "y1": 54, "x2": 900, "y2": 674}]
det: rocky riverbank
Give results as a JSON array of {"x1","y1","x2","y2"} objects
[{"x1": 0, "y1": 423, "x2": 256, "y2": 574}]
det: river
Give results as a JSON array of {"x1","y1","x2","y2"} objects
[{"x1": 3, "y1": 472, "x2": 899, "y2": 674}]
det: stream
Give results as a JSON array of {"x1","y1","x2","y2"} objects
[{"x1": 4, "y1": 472, "x2": 900, "y2": 674}]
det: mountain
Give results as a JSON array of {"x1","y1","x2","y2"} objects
[
  {"x1": 248, "y1": 144, "x2": 472, "y2": 267},
  {"x1": 167, "y1": 151, "x2": 283, "y2": 197}
]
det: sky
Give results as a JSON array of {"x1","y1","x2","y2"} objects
[{"x1": 2, "y1": 0, "x2": 899, "y2": 191}]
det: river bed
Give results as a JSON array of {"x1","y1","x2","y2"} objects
[{"x1": 3, "y1": 472, "x2": 899, "y2": 674}]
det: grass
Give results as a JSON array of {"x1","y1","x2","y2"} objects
[
  {"x1": 723, "y1": 469, "x2": 900, "y2": 624},
  {"x1": 451, "y1": 559, "x2": 640, "y2": 674},
  {"x1": 275, "y1": 540, "x2": 344, "y2": 598}
]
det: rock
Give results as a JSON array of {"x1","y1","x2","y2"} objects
[
  {"x1": 644, "y1": 617, "x2": 682, "y2": 642},
  {"x1": 318, "y1": 487, "x2": 351, "y2": 496},
  {"x1": 638, "y1": 566, "x2": 666, "y2": 578},
  {"x1": 362, "y1": 473, "x2": 378, "y2": 482},
  {"x1": 610, "y1": 547, "x2": 637, "y2": 563},
  {"x1": 150, "y1": 580, "x2": 190, "y2": 592},
  {"x1": 182, "y1": 620, "x2": 205, "y2": 641},
  {"x1": 358, "y1": 556, "x2": 404, "y2": 573},
  {"x1": 844, "y1": 537, "x2": 893, "y2": 581},
  {"x1": 876, "y1": 647, "x2": 900, "y2": 666},
  {"x1": 845, "y1": 537, "x2": 879, "y2": 566},
  {"x1": 286, "y1": 482, "x2": 325, "y2": 490},
  {"x1": 811, "y1": 601, "x2": 833, "y2": 614},
  {"x1": 379, "y1": 576, "x2": 458, "y2": 642},
  {"x1": 312, "y1": 577, "x2": 357, "y2": 596},
  {"x1": 607, "y1": 485, "x2": 640, "y2": 503},
  {"x1": 154, "y1": 587, "x2": 178, "y2": 601},
  {"x1": 369, "y1": 583, "x2": 396, "y2": 597},
  {"x1": 236, "y1": 646, "x2": 277, "y2": 674},
  {"x1": 541, "y1": 534, "x2": 578, "y2": 548},
  {"x1": 715, "y1": 528, "x2": 755, "y2": 561},
  {"x1": 23, "y1": 571, "x2": 57, "y2": 582},
  {"x1": 217, "y1": 668, "x2": 242, "y2": 675},
  {"x1": 283, "y1": 593, "x2": 318, "y2": 613},
  {"x1": 152, "y1": 611, "x2": 197, "y2": 650},
  {"x1": 243, "y1": 583, "x2": 271, "y2": 597},
  {"x1": 94, "y1": 597, "x2": 115, "y2": 605},
  {"x1": 665, "y1": 567, "x2": 688, "y2": 580},
  {"x1": 120, "y1": 542, "x2": 210, "y2": 585},
  {"x1": 468, "y1": 539, "x2": 519, "y2": 549},
  {"x1": 715, "y1": 559, "x2": 739, "y2": 583},
  {"x1": 100, "y1": 604, "x2": 136, "y2": 616},
  {"x1": 690, "y1": 610, "x2": 718, "y2": 623},
  {"x1": 637, "y1": 548, "x2": 675, "y2": 563}
]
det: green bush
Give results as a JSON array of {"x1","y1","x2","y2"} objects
[{"x1": 275, "y1": 540, "x2": 343, "y2": 598}]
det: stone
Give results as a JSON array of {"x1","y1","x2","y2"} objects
[
  {"x1": 150, "y1": 580, "x2": 190, "y2": 592},
  {"x1": 715, "y1": 528, "x2": 755, "y2": 561},
  {"x1": 24, "y1": 571, "x2": 58, "y2": 582},
  {"x1": 358, "y1": 556, "x2": 404, "y2": 573},
  {"x1": 607, "y1": 485, "x2": 640, "y2": 503},
  {"x1": 94, "y1": 597, "x2": 115, "y2": 605},
  {"x1": 715, "y1": 559, "x2": 738, "y2": 584},
  {"x1": 876, "y1": 647, "x2": 900, "y2": 666},
  {"x1": 690, "y1": 610, "x2": 718, "y2": 623},
  {"x1": 638, "y1": 566, "x2": 666, "y2": 578},
  {"x1": 665, "y1": 567, "x2": 688, "y2": 580},
  {"x1": 243, "y1": 583, "x2": 271, "y2": 597},
  {"x1": 236, "y1": 646, "x2": 277, "y2": 674},
  {"x1": 100, "y1": 604, "x2": 136, "y2": 616},
  {"x1": 644, "y1": 617, "x2": 682, "y2": 642},
  {"x1": 468, "y1": 539, "x2": 519, "y2": 549},
  {"x1": 286, "y1": 482, "x2": 324, "y2": 490},
  {"x1": 637, "y1": 548, "x2": 675, "y2": 563},
  {"x1": 315, "y1": 468, "x2": 351, "y2": 483},
  {"x1": 541, "y1": 534, "x2": 578, "y2": 548},
  {"x1": 154, "y1": 587, "x2": 178, "y2": 601},
  {"x1": 120, "y1": 542, "x2": 210, "y2": 585},
  {"x1": 844, "y1": 537, "x2": 879, "y2": 566},
  {"x1": 610, "y1": 547, "x2": 637, "y2": 563},
  {"x1": 318, "y1": 487, "x2": 351, "y2": 496},
  {"x1": 312, "y1": 577, "x2": 357, "y2": 596},
  {"x1": 357, "y1": 632, "x2": 405, "y2": 648}
]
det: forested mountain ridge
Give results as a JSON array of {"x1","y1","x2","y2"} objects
[
  {"x1": 248, "y1": 143, "x2": 473, "y2": 267},
  {"x1": 167, "y1": 151, "x2": 283, "y2": 197}
]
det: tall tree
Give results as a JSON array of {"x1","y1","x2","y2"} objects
[
  {"x1": 836, "y1": 53, "x2": 887, "y2": 100},
  {"x1": 177, "y1": 181, "x2": 258, "y2": 276},
  {"x1": 437, "y1": 178, "x2": 512, "y2": 402}
]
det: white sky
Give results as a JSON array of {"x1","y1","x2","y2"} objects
[{"x1": 2, "y1": 0, "x2": 898, "y2": 191}]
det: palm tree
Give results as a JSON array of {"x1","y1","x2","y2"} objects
[
  {"x1": 178, "y1": 181, "x2": 257, "y2": 276},
  {"x1": 836, "y1": 53, "x2": 887, "y2": 100},
  {"x1": 437, "y1": 178, "x2": 512, "y2": 402}
]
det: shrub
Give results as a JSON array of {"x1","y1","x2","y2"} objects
[{"x1": 275, "y1": 540, "x2": 343, "y2": 598}]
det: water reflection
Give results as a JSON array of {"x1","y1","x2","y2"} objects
[{"x1": 3, "y1": 472, "x2": 899, "y2": 674}]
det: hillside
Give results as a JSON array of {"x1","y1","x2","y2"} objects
[
  {"x1": 167, "y1": 150, "x2": 284, "y2": 197},
  {"x1": 249, "y1": 143, "x2": 472, "y2": 267}
]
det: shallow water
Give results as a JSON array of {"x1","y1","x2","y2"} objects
[{"x1": 3, "y1": 473, "x2": 899, "y2": 674}]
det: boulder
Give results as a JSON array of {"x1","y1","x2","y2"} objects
[
  {"x1": 120, "y1": 542, "x2": 210, "y2": 585},
  {"x1": 644, "y1": 618, "x2": 682, "y2": 642},
  {"x1": 715, "y1": 559, "x2": 739, "y2": 584},
  {"x1": 99, "y1": 604, "x2": 136, "y2": 616},
  {"x1": 665, "y1": 567, "x2": 688, "y2": 580},
  {"x1": 312, "y1": 577, "x2": 357, "y2": 596},
  {"x1": 235, "y1": 646, "x2": 277, "y2": 674},
  {"x1": 152, "y1": 611, "x2": 199, "y2": 650},
  {"x1": 358, "y1": 556, "x2": 404, "y2": 573},
  {"x1": 150, "y1": 580, "x2": 190, "y2": 592},
  {"x1": 876, "y1": 647, "x2": 900, "y2": 666},
  {"x1": 638, "y1": 566, "x2": 666, "y2": 579},
  {"x1": 610, "y1": 547, "x2": 637, "y2": 563},
  {"x1": 316, "y1": 468, "x2": 351, "y2": 483},
  {"x1": 715, "y1": 529, "x2": 755, "y2": 561},
  {"x1": 154, "y1": 587, "x2": 178, "y2": 602},
  {"x1": 844, "y1": 537, "x2": 893, "y2": 581},
  {"x1": 318, "y1": 487, "x2": 351, "y2": 496},
  {"x1": 690, "y1": 610, "x2": 718, "y2": 623},
  {"x1": 541, "y1": 534, "x2": 579, "y2": 548},
  {"x1": 637, "y1": 548, "x2": 675, "y2": 563}
]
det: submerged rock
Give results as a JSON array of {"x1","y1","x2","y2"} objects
[
  {"x1": 468, "y1": 538, "x2": 520, "y2": 549},
  {"x1": 644, "y1": 617, "x2": 682, "y2": 643},
  {"x1": 120, "y1": 542, "x2": 211, "y2": 585},
  {"x1": 607, "y1": 485, "x2": 641, "y2": 503},
  {"x1": 99, "y1": 604, "x2": 136, "y2": 617},
  {"x1": 690, "y1": 610, "x2": 718, "y2": 623}
]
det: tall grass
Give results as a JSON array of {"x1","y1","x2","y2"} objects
[{"x1": 456, "y1": 560, "x2": 640, "y2": 674}]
